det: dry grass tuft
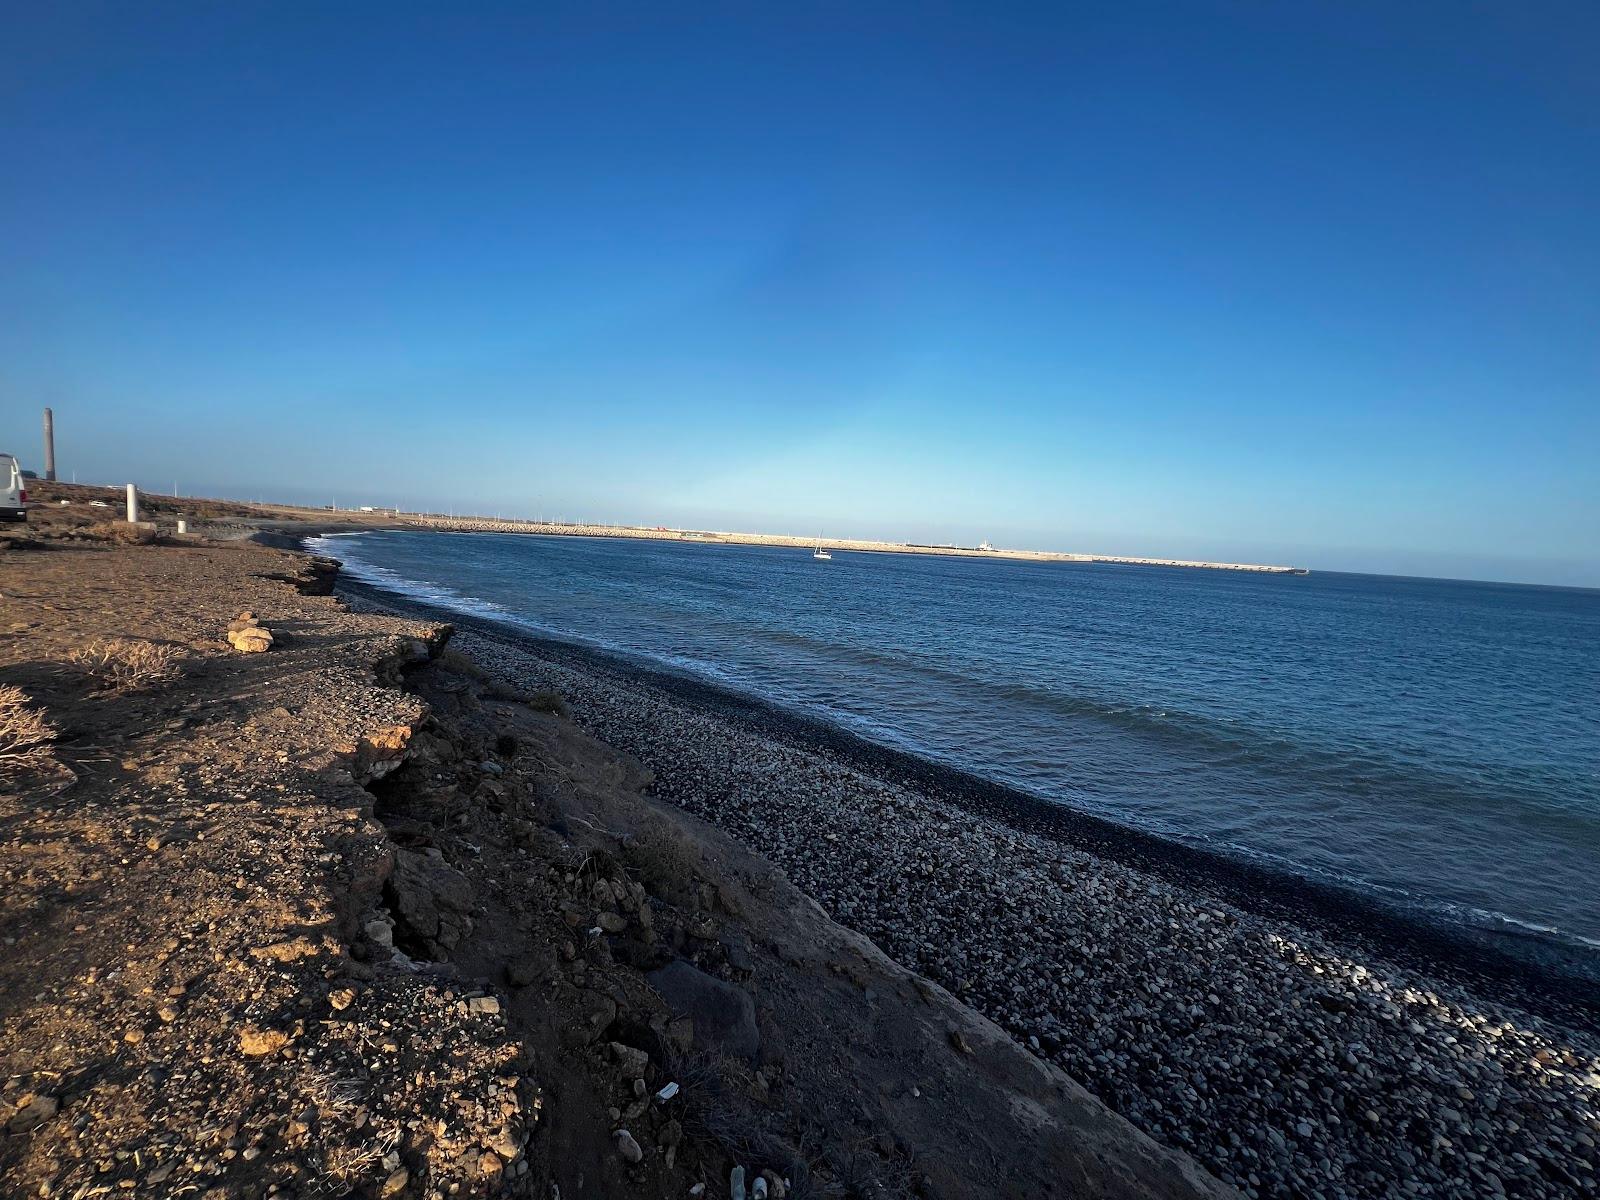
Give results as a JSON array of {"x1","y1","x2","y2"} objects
[
  {"x1": 320, "y1": 1120, "x2": 400, "y2": 1186},
  {"x1": 71, "y1": 638, "x2": 184, "y2": 692},
  {"x1": 626, "y1": 825, "x2": 703, "y2": 907},
  {"x1": 526, "y1": 687, "x2": 569, "y2": 717},
  {"x1": 86, "y1": 520, "x2": 158, "y2": 544},
  {"x1": 438, "y1": 647, "x2": 490, "y2": 682},
  {"x1": 0, "y1": 685, "x2": 57, "y2": 776}
]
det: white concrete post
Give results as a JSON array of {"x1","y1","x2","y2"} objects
[
  {"x1": 126, "y1": 484, "x2": 139, "y2": 523},
  {"x1": 176, "y1": 519, "x2": 188, "y2": 535}
]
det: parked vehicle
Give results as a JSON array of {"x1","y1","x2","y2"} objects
[{"x1": 1, "y1": 454, "x2": 28, "y2": 521}]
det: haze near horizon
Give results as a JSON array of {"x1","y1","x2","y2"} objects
[{"x1": 2, "y1": 2, "x2": 1596, "y2": 586}]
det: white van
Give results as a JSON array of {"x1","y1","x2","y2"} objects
[{"x1": 2, "y1": 454, "x2": 28, "y2": 521}]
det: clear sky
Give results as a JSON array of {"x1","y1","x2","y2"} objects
[{"x1": 2, "y1": 2, "x2": 1597, "y2": 585}]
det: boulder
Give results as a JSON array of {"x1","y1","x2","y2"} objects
[
  {"x1": 227, "y1": 626, "x2": 273, "y2": 653},
  {"x1": 614, "y1": 1129, "x2": 643, "y2": 1164},
  {"x1": 646, "y1": 959, "x2": 759, "y2": 1062},
  {"x1": 387, "y1": 849, "x2": 474, "y2": 956},
  {"x1": 6, "y1": 1095, "x2": 58, "y2": 1135},
  {"x1": 226, "y1": 611, "x2": 274, "y2": 653},
  {"x1": 356, "y1": 724, "x2": 416, "y2": 782},
  {"x1": 555, "y1": 984, "x2": 616, "y2": 1046},
  {"x1": 609, "y1": 1041, "x2": 649, "y2": 1078}
]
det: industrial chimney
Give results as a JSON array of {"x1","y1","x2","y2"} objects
[{"x1": 42, "y1": 407, "x2": 56, "y2": 481}]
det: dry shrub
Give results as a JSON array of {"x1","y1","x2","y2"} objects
[
  {"x1": 0, "y1": 685, "x2": 56, "y2": 776},
  {"x1": 86, "y1": 521, "x2": 157, "y2": 544},
  {"x1": 628, "y1": 825, "x2": 699, "y2": 898},
  {"x1": 71, "y1": 638, "x2": 183, "y2": 692},
  {"x1": 437, "y1": 648, "x2": 554, "y2": 708},
  {"x1": 438, "y1": 647, "x2": 490, "y2": 682},
  {"x1": 527, "y1": 688, "x2": 569, "y2": 717}
]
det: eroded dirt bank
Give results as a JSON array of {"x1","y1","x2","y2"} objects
[{"x1": 0, "y1": 529, "x2": 1230, "y2": 1198}]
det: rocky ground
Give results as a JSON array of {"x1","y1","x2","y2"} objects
[
  {"x1": 1, "y1": 503, "x2": 1231, "y2": 1199},
  {"x1": 324, "y1": 605, "x2": 1600, "y2": 1200}
]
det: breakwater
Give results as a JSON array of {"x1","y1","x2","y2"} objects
[{"x1": 397, "y1": 514, "x2": 1307, "y2": 574}]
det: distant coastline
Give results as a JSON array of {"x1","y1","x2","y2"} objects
[{"x1": 394, "y1": 513, "x2": 1311, "y2": 574}]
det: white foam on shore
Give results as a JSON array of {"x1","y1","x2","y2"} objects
[
  {"x1": 311, "y1": 531, "x2": 1600, "y2": 963},
  {"x1": 308, "y1": 533, "x2": 513, "y2": 623},
  {"x1": 310, "y1": 531, "x2": 750, "y2": 689}
]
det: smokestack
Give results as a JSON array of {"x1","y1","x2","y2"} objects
[{"x1": 42, "y1": 407, "x2": 56, "y2": 482}]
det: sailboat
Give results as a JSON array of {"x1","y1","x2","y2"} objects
[{"x1": 812, "y1": 534, "x2": 832, "y2": 561}]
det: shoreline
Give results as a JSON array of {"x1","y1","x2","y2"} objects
[
  {"x1": 325, "y1": 560, "x2": 1600, "y2": 1199},
  {"x1": 324, "y1": 559, "x2": 1600, "y2": 1024}
]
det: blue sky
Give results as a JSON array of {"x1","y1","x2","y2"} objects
[{"x1": 2, "y1": 2, "x2": 1596, "y2": 585}]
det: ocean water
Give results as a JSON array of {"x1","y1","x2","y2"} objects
[{"x1": 313, "y1": 530, "x2": 1600, "y2": 961}]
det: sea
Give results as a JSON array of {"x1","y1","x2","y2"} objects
[{"x1": 311, "y1": 529, "x2": 1600, "y2": 973}]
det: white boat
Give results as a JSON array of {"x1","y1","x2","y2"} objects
[{"x1": 813, "y1": 535, "x2": 832, "y2": 561}]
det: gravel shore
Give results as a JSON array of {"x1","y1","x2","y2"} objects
[{"x1": 344, "y1": 585, "x2": 1600, "y2": 1200}]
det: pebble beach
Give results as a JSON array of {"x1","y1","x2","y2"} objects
[{"x1": 341, "y1": 591, "x2": 1600, "y2": 1200}]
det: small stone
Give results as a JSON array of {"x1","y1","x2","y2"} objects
[
  {"x1": 1295, "y1": 1121, "x2": 1314, "y2": 1138},
  {"x1": 380, "y1": 1167, "x2": 409, "y2": 1196},
  {"x1": 596, "y1": 911, "x2": 628, "y2": 934},
  {"x1": 7, "y1": 1095, "x2": 58, "y2": 1135},
  {"x1": 468, "y1": 995, "x2": 501, "y2": 1015},
  {"x1": 227, "y1": 623, "x2": 274, "y2": 653},
  {"x1": 610, "y1": 1042, "x2": 649, "y2": 1078},
  {"x1": 329, "y1": 987, "x2": 357, "y2": 1011},
  {"x1": 157, "y1": 1006, "x2": 178, "y2": 1023},
  {"x1": 490, "y1": 1126, "x2": 521, "y2": 1160},
  {"x1": 239, "y1": 1028, "x2": 289, "y2": 1056},
  {"x1": 613, "y1": 1128, "x2": 643, "y2": 1163}
]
